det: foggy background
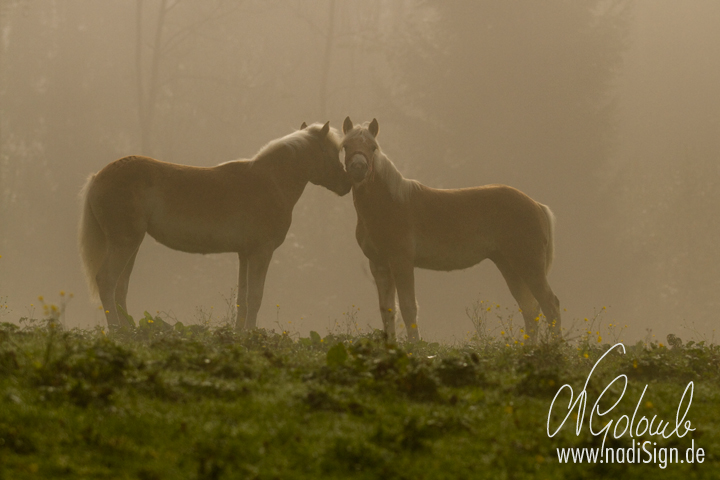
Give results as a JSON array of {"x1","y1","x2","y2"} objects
[{"x1": 0, "y1": 0, "x2": 718, "y2": 343}]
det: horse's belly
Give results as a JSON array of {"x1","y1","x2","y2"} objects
[
  {"x1": 413, "y1": 237, "x2": 491, "y2": 271},
  {"x1": 147, "y1": 220, "x2": 244, "y2": 254},
  {"x1": 415, "y1": 252, "x2": 487, "y2": 271}
]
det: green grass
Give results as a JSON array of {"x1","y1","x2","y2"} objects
[{"x1": 0, "y1": 319, "x2": 718, "y2": 479}]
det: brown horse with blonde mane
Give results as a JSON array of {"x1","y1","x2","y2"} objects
[
  {"x1": 80, "y1": 122, "x2": 351, "y2": 332},
  {"x1": 342, "y1": 117, "x2": 560, "y2": 342}
]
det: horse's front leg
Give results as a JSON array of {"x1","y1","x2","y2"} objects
[
  {"x1": 243, "y1": 248, "x2": 274, "y2": 330},
  {"x1": 369, "y1": 260, "x2": 397, "y2": 341},
  {"x1": 390, "y1": 260, "x2": 420, "y2": 342},
  {"x1": 235, "y1": 254, "x2": 248, "y2": 331}
]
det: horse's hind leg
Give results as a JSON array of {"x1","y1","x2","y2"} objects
[
  {"x1": 493, "y1": 257, "x2": 542, "y2": 343},
  {"x1": 235, "y1": 255, "x2": 248, "y2": 331},
  {"x1": 97, "y1": 240, "x2": 142, "y2": 331},
  {"x1": 369, "y1": 260, "x2": 397, "y2": 341},
  {"x1": 115, "y1": 248, "x2": 139, "y2": 318},
  {"x1": 523, "y1": 270, "x2": 561, "y2": 340},
  {"x1": 244, "y1": 248, "x2": 273, "y2": 330}
]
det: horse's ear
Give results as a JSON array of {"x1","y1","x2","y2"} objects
[
  {"x1": 320, "y1": 121, "x2": 330, "y2": 136},
  {"x1": 300, "y1": 122, "x2": 307, "y2": 130},
  {"x1": 343, "y1": 116, "x2": 353, "y2": 134},
  {"x1": 369, "y1": 118, "x2": 379, "y2": 138}
]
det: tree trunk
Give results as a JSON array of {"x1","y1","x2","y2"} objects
[
  {"x1": 136, "y1": 0, "x2": 168, "y2": 155},
  {"x1": 318, "y1": 0, "x2": 336, "y2": 120}
]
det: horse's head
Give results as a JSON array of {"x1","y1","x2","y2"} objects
[
  {"x1": 301, "y1": 121, "x2": 352, "y2": 196},
  {"x1": 341, "y1": 117, "x2": 379, "y2": 185}
]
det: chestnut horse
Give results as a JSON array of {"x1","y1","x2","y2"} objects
[
  {"x1": 79, "y1": 122, "x2": 351, "y2": 332},
  {"x1": 342, "y1": 117, "x2": 560, "y2": 342}
]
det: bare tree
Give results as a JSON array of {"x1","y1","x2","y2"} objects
[
  {"x1": 135, "y1": 0, "x2": 167, "y2": 155},
  {"x1": 0, "y1": 0, "x2": 22, "y2": 246},
  {"x1": 318, "y1": 0, "x2": 335, "y2": 119},
  {"x1": 135, "y1": 0, "x2": 241, "y2": 155}
]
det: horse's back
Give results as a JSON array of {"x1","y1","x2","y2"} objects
[
  {"x1": 91, "y1": 155, "x2": 157, "y2": 192},
  {"x1": 87, "y1": 156, "x2": 284, "y2": 254},
  {"x1": 413, "y1": 184, "x2": 546, "y2": 235},
  {"x1": 89, "y1": 156, "x2": 213, "y2": 218},
  {"x1": 87, "y1": 156, "x2": 164, "y2": 239},
  {"x1": 410, "y1": 184, "x2": 551, "y2": 271}
]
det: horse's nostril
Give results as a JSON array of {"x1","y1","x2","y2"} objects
[
  {"x1": 350, "y1": 156, "x2": 367, "y2": 169},
  {"x1": 348, "y1": 159, "x2": 368, "y2": 182},
  {"x1": 346, "y1": 154, "x2": 368, "y2": 182}
]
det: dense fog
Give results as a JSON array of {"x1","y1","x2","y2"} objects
[{"x1": 1, "y1": 0, "x2": 718, "y2": 343}]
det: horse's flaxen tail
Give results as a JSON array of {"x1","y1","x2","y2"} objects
[
  {"x1": 540, "y1": 203, "x2": 556, "y2": 274},
  {"x1": 78, "y1": 174, "x2": 105, "y2": 300}
]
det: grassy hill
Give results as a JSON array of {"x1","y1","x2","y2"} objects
[{"x1": 0, "y1": 315, "x2": 718, "y2": 479}]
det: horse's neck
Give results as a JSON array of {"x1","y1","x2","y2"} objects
[
  {"x1": 352, "y1": 172, "x2": 409, "y2": 240},
  {"x1": 370, "y1": 153, "x2": 413, "y2": 204},
  {"x1": 355, "y1": 168, "x2": 404, "y2": 213},
  {"x1": 251, "y1": 147, "x2": 308, "y2": 208}
]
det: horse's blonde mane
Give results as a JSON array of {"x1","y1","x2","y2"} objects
[
  {"x1": 254, "y1": 123, "x2": 341, "y2": 161},
  {"x1": 372, "y1": 150, "x2": 417, "y2": 203},
  {"x1": 219, "y1": 124, "x2": 341, "y2": 167}
]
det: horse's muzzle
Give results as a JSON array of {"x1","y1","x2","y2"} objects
[{"x1": 347, "y1": 154, "x2": 368, "y2": 183}]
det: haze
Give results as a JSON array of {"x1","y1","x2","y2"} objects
[{"x1": 1, "y1": 0, "x2": 718, "y2": 343}]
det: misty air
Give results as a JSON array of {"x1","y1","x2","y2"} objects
[{"x1": 0, "y1": 1, "x2": 718, "y2": 477}]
